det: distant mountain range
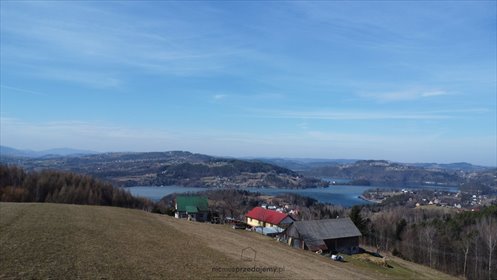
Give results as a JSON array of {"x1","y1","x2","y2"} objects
[
  {"x1": 406, "y1": 162, "x2": 490, "y2": 172},
  {"x1": 256, "y1": 157, "x2": 491, "y2": 172},
  {"x1": 0, "y1": 145, "x2": 96, "y2": 158},
  {"x1": 0, "y1": 149, "x2": 326, "y2": 189},
  {"x1": 1, "y1": 146, "x2": 494, "y2": 191},
  {"x1": 2, "y1": 145, "x2": 491, "y2": 171}
]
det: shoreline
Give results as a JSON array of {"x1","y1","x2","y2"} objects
[{"x1": 358, "y1": 195, "x2": 381, "y2": 204}]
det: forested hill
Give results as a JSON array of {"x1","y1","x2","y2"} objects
[
  {"x1": 1, "y1": 151, "x2": 327, "y2": 188},
  {"x1": 305, "y1": 160, "x2": 460, "y2": 186},
  {"x1": 304, "y1": 160, "x2": 496, "y2": 190},
  {"x1": 0, "y1": 165, "x2": 151, "y2": 209}
]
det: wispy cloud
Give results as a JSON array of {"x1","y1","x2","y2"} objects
[
  {"x1": 0, "y1": 2, "x2": 254, "y2": 87},
  {"x1": 31, "y1": 68, "x2": 121, "y2": 89},
  {"x1": 288, "y1": 2, "x2": 430, "y2": 53},
  {"x1": 213, "y1": 94, "x2": 227, "y2": 100},
  {"x1": 421, "y1": 90, "x2": 448, "y2": 97},
  {"x1": 0, "y1": 85, "x2": 46, "y2": 96},
  {"x1": 360, "y1": 89, "x2": 450, "y2": 102},
  {"x1": 0, "y1": 117, "x2": 175, "y2": 151},
  {"x1": 251, "y1": 93, "x2": 286, "y2": 100},
  {"x1": 249, "y1": 109, "x2": 457, "y2": 120},
  {"x1": 1, "y1": 2, "x2": 494, "y2": 165}
]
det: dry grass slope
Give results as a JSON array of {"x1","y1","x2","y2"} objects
[
  {"x1": 0, "y1": 203, "x2": 457, "y2": 279},
  {"x1": 0, "y1": 203, "x2": 245, "y2": 279}
]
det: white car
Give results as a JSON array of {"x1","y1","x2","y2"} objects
[{"x1": 331, "y1": 255, "x2": 343, "y2": 261}]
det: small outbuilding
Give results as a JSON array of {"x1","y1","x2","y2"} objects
[
  {"x1": 175, "y1": 195, "x2": 209, "y2": 222},
  {"x1": 282, "y1": 218, "x2": 362, "y2": 254}
]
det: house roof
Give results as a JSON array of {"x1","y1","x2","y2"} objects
[
  {"x1": 176, "y1": 195, "x2": 209, "y2": 212},
  {"x1": 185, "y1": 205, "x2": 199, "y2": 213},
  {"x1": 245, "y1": 207, "x2": 293, "y2": 225},
  {"x1": 286, "y1": 218, "x2": 361, "y2": 250}
]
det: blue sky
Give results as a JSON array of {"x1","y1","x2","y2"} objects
[{"x1": 1, "y1": 1, "x2": 496, "y2": 166}]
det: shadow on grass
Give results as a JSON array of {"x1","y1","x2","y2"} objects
[{"x1": 366, "y1": 251, "x2": 384, "y2": 258}]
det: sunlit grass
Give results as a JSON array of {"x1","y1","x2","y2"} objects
[{"x1": 0, "y1": 203, "x2": 247, "y2": 279}]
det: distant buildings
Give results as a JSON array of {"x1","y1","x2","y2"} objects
[{"x1": 175, "y1": 195, "x2": 209, "y2": 222}]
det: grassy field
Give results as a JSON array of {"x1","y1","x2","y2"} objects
[
  {"x1": 0, "y1": 203, "x2": 457, "y2": 279},
  {"x1": 0, "y1": 203, "x2": 246, "y2": 279}
]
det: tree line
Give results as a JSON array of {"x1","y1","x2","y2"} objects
[
  {"x1": 350, "y1": 204, "x2": 497, "y2": 280},
  {"x1": 0, "y1": 165, "x2": 153, "y2": 210}
]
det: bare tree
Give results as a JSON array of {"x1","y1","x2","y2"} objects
[
  {"x1": 459, "y1": 227, "x2": 477, "y2": 278},
  {"x1": 474, "y1": 234, "x2": 480, "y2": 280},
  {"x1": 478, "y1": 216, "x2": 497, "y2": 280},
  {"x1": 421, "y1": 225, "x2": 437, "y2": 268}
]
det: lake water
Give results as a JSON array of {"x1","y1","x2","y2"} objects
[
  {"x1": 247, "y1": 186, "x2": 373, "y2": 207},
  {"x1": 126, "y1": 181, "x2": 459, "y2": 207},
  {"x1": 126, "y1": 185, "x2": 374, "y2": 207},
  {"x1": 127, "y1": 186, "x2": 210, "y2": 201}
]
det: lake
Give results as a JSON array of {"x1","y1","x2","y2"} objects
[{"x1": 125, "y1": 185, "x2": 374, "y2": 207}]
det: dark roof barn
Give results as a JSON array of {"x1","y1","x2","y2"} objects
[{"x1": 284, "y1": 218, "x2": 361, "y2": 252}]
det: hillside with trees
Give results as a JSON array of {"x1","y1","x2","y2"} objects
[
  {"x1": 304, "y1": 160, "x2": 496, "y2": 191},
  {"x1": 353, "y1": 204, "x2": 497, "y2": 280},
  {"x1": 0, "y1": 165, "x2": 152, "y2": 210},
  {"x1": 1, "y1": 151, "x2": 327, "y2": 188}
]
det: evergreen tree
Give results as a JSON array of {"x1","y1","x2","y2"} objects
[{"x1": 349, "y1": 205, "x2": 367, "y2": 234}]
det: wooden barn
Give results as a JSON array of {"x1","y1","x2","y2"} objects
[
  {"x1": 282, "y1": 218, "x2": 361, "y2": 254},
  {"x1": 174, "y1": 195, "x2": 209, "y2": 222}
]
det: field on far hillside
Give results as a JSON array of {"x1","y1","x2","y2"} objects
[{"x1": 0, "y1": 203, "x2": 457, "y2": 279}]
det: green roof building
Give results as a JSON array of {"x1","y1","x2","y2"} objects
[{"x1": 175, "y1": 195, "x2": 209, "y2": 222}]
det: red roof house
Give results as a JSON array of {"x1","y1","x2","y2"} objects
[{"x1": 245, "y1": 207, "x2": 295, "y2": 228}]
